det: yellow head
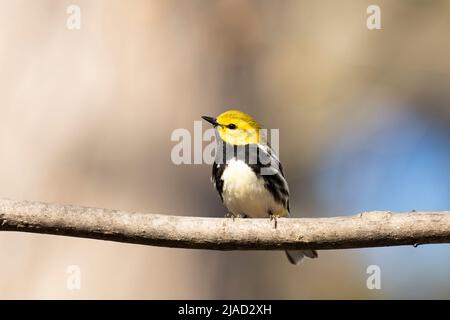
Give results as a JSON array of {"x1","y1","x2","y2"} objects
[{"x1": 202, "y1": 110, "x2": 262, "y2": 145}]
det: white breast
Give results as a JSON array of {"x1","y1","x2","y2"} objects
[{"x1": 221, "y1": 158, "x2": 285, "y2": 218}]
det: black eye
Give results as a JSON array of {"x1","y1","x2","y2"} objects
[{"x1": 228, "y1": 123, "x2": 237, "y2": 129}]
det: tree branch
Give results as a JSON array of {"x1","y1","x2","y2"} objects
[{"x1": 0, "y1": 198, "x2": 449, "y2": 250}]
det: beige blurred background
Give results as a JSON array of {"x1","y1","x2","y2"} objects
[{"x1": 0, "y1": 0, "x2": 449, "y2": 299}]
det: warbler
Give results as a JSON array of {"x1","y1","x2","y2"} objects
[{"x1": 202, "y1": 110, "x2": 318, "y2": 264}]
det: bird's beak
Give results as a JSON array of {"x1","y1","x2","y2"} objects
[{"x1": 202, "y1": 116, "x2": 219, "y2": 127}]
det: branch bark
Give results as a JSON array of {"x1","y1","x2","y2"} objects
[{"x1": 0, "y1": 198, "x2": 449, "y2": 250}]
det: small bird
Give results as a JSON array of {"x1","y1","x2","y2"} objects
[{"x1": 202, "y1": 110, "x2": 317, "y2": 264}]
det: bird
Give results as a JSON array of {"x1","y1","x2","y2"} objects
[{"x1": 202, "y1": 110, "x2": 318, "y2": 264}]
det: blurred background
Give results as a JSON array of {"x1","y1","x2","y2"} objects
[{"x1": 0, "y1": 0, "x2": 449, "y2": 299}]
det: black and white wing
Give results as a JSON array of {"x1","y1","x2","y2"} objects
[{"x1": 248, "y1": 143, "x2": 290, "y2": 212}]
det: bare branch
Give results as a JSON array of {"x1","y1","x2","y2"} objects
[{"x1": 0, "y1": 198, "x2": 449, "y2": 250}]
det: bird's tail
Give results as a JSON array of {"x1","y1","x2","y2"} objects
[{"x1": 285, "y1": 249, "x2": 318, "y2": 265}]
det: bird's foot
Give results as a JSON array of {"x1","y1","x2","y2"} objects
[
  {"x1": 225, "y1": 212, "x2": 234, "y2": 219},
  {"x1": 269, "y1": 214, "x2": 278, "y2": 229},
  {"x1": 225, "y1": 212, "x2": 247, "y2": 221}
]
